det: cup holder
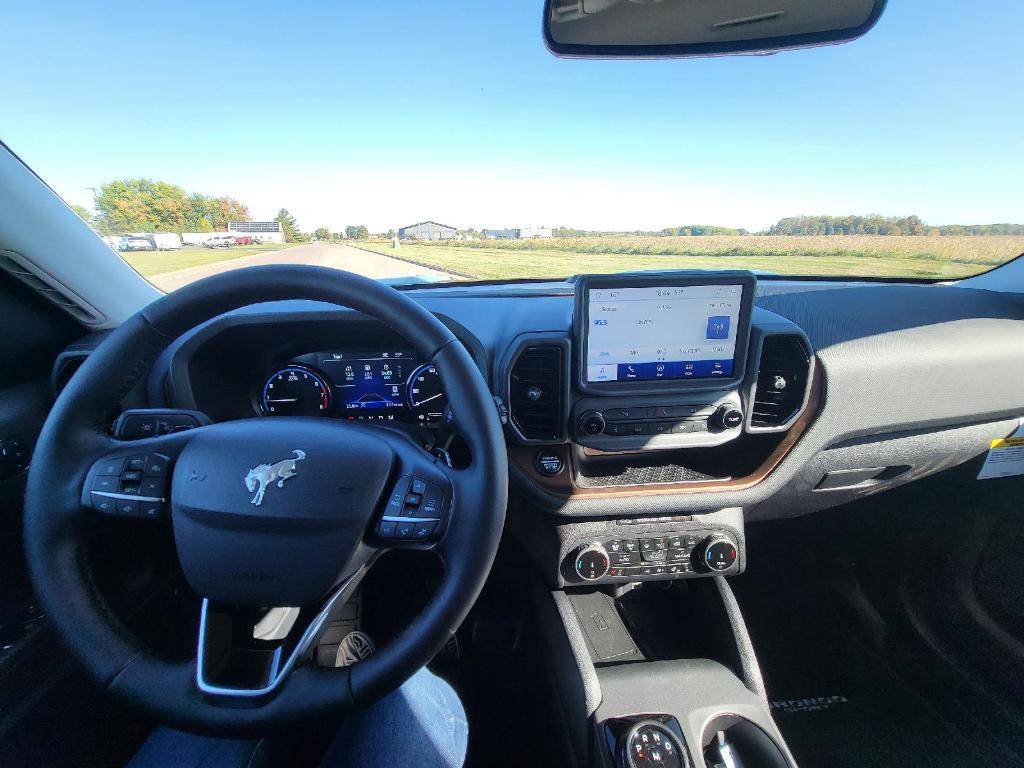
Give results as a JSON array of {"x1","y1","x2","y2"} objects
[{"x1": 702, "y1": 714, "x2": 791, "y2": 768}]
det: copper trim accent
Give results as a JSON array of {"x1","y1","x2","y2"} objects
[{"x1": 509, "y1": 362, "x2": 822, "y2": 499}]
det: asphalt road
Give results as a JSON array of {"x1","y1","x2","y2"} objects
[{"x1": 149, "y1": 243, "x2": 453, "y2": 292}]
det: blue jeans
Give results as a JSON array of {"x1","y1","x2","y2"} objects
[
  {"x1": 127, "y1": 668, "x2": 468, "y2": 768},
  {"x1": 321, "y1": 668, "x2": 468, "y2": 767}
]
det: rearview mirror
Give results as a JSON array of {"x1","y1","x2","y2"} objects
[{"x1": 544, "y1": 0, "x2": 887, "y2": 58}]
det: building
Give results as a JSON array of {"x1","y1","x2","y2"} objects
[
  {"x1": 398, "y1": 221, "x2": 457, "y2": 241},
  {"x1": 228, "y1": 221, "x2": 285, "y2": 243},
  {"x1": 483, "y1": 227, "x2": 553, "y2": 239}
]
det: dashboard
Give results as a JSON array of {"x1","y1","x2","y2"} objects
[{"x1": 142, "y1": 270, "x2": 1024, "y2": 586}]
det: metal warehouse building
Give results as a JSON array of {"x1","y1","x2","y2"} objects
[
  {"x1": 228, "y1": 221, "x2": 285, "y2": 243},
  {"x1": 398, "y1": 221, "x2": 457, "y2": 241}
]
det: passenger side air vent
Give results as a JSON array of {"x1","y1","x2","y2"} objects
[
  {"x1": 0, "y1": 250, "x2": 105, "y2": 326},
  {"x1": 509, "y1": 345, "x2": 565, "y2": 441},
  {"x1": 750, "y1": 334, "x2": 811, "y2": 429}
]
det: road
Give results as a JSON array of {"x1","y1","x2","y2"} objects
[{"x1": 149, "y1": 243, "x2": 453, "y2": 292}]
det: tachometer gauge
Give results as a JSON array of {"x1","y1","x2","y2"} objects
[
  {"x1": 261, "y1": 366, "x2": 331, "y2": 416},
  {"x1": 406, "y1": 363, "x2": 447, "y2": 426}
]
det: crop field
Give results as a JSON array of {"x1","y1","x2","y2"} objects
[
  {"x1": 355, "y1": 235, "x2": 1024, "y2": 280},
  {"x1": 121, "y1": 243, "x2": 294, "y2": 276}
]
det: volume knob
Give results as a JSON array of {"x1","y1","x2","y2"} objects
[
  {"x1": 574, "y1": 543, "x2": 610, "y2": 581},
  {"x1": 578, "y1": 410, "x2": 607, "y2": 436}
]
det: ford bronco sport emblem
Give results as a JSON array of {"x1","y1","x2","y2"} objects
[{"x1": 244, "y1": 449, "x2": 306, "y2": 506}]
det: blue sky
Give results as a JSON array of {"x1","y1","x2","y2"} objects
[{"x1": 3, "y1": 0, "x2": 1021, "y2": 232}]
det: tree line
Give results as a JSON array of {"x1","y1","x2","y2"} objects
[
  {"x1": 766, "y1": 215, "x2": 1024, "y2": 237},
  {"x1": 76, "y1": 179, "x2": 252, "y2": 236}
]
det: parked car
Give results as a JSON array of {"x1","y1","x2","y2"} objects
[
  {"x1": 202, "y1": 234, "x2": 236, "y2": 248},
  {"x1": 118, "y1": 235, "x2": 153, "y2": 251},
  {"x1": 233, "y1": 235, "x2": 253, "y2": 245}
]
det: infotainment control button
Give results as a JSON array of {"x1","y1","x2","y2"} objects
[{"x1": 578, "y1": 411, "x2": 607, "y2": 436}]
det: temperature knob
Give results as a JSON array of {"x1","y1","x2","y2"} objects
[
  {"x1": 574, "y1": 543, "x2": 610, "y2": 581},
  {"x1": 700, "y1": 536, "x2": 738, "y2": 572}
]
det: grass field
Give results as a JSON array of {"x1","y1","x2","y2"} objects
[
  {"x1": 356, "y1": 235, "x2": 1024, "y2": 280},
  {"x1": 121, "y1": 243, "x2": 295, "y2": 276}
]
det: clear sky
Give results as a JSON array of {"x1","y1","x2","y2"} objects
[{"x1": 3, "y1": 0, "x2": 1021, "y2": 233}]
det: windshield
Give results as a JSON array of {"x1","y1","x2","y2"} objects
[{"x1": 5, "y1": 1, "x2": 1022, "y2": 290}]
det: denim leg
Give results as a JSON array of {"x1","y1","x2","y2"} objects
[{"x1": 320, "y1": 667, "x2": 468, "y2": 768}]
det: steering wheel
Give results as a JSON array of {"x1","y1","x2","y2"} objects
[{"x1": 22, "y1": 265, "x2": 508, "y2": 736}]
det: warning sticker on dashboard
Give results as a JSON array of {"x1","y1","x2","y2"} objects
[{"x1": 978, "y1": 420, "x2": 1024, "y2": 480}]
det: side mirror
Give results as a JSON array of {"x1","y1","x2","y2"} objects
[{"x1": 544, "y1": 0, "x2": 887, "y2": 58}]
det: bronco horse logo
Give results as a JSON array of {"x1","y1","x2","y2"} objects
[{"x1": 244, "y1": 450, "x2": 306, "y2": 506}]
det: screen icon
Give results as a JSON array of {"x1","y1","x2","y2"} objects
[{"x1": 706, "y1": 315, "x2": 730, "y2": 340}]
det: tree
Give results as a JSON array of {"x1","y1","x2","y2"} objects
[
  {"x1": 94, "y1": 178, "x2": 190, "y2": 234},
  {"x1": 276, "y1": 209, "x2": 303, "y2": 242},
  {"x1": 70, "y1": 204, "x2": 93, "y2": 226},
  {"x1": 314, "y1": 227, "x2": 330, "y2": 241}
]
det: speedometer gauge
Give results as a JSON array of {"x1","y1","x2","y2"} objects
[
  {"x1": 261, "y1": 366, "x2": 331, "y2": 416},
  {"x1": 406, "y1": 363, "x2": 447, "y2": 426}
]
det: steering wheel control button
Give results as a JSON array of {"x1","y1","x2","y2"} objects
[
  {"x1": 377, "y1": 520, "x2": 398, "y2": 538},
  {"x1": 92, "y1": 476, "x2": 117, "y2": 493},
  {"x1": 116, "y1": 499, "x2": 140, "y2": 517},
  {"x1": 394, "y1": 520, "x2": 417, "y2": 539},
  {"x1": 121, "y1": 469, "x2": 143, "y2": 485},
  {"x1": 534, "y1": 449, "x2": 564, "y2": 476},
  {"x1": 139, "y1": 501, "x2": 164, "y2": 519},
  {"x1": 412, "y1": 520, "x2": 438, "y2": 539},
  {"x1": 92, "y1": 496, "x2": 115, "y2": 514},
  {"x1": 404, "y1": 492, "x2": 422, "y2": 508},
  {"x1": 411, "y1": 477, "x2": 428, "y2": 495},
  {"x1": 142, "y1": 454, "x2": 169, "y2": 477},
  {"x1": 125, "y1": 455, "x2": 147, "y2": 472},
  {"x1": 701, "y1": 537, "x2": 738, "y2": 572},
  {"x1": 574, "y1": 543, "x2": 610, "y2": 581},
  {"x1": 96, "y1": 458, "x2": 124, "y2": 476},
  {"x1": 419, "y1": 483, "x2": 445, "y2": 518}
]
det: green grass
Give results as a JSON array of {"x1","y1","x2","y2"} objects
[
  {"x1": 354, "y1": 235, "x2": 1024, "y2": 280},
  {"x1": 121, "y1": 243, "x2": 297, "y2": 276}
]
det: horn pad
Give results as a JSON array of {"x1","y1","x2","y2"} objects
[{"x1": 171, "y1": 418, "x2": 394, "y2": 606}]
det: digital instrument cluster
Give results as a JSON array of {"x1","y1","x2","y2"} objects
[{"x1": 259, "y1": 349, "x2": 447, "y2": 426}]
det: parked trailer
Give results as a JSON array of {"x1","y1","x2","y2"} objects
[{"x1": 152, "y1": 233, "x2": 182, "y2": 250}]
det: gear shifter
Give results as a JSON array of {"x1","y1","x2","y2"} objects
[
  {"x1": 705, "y1": 731, "x2": 746, "y2": 768},
  {"x1": 619, "y1": 720, "x2": 685, "y2": 768}
]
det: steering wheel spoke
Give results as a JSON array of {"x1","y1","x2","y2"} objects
[
  {"x1": 368, "y1": 436, "x2": 457, "y2": 551},
  {"x1": 80, "y1": 428, "x2": 199, "y2": 521},
  {"x1": 196, "y1": 552, "x2": 373, "y2": 699}
]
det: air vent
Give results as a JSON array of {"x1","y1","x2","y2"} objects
[
  {"x1": 750, "y1": 334, "x2": 811, "y2": 429},
  {"x1": 509, "y1": 345, "x2": 565, "y2": 441},
  {"x1": 0, "y1": 250, "x2": 105, "y2": 326}
]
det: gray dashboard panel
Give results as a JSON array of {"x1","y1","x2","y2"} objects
[{"x1": 152, "y1": 281, "x2": 1024, "y2": 522}]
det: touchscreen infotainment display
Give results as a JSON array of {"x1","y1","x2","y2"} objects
[{"x1": 585, "y1": 284, "x2": 744, "y2": 383}]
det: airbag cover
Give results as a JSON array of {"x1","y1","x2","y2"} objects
[{"x1": 171, "y1": 418, "x2": 394, "y2": 606}]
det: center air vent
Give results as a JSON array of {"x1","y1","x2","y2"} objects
[
  {"x1": 509, "y1": 345, "x2": 565, "y2": 441},
  {"x1": 750, "y1": 334, "x2": 811, "y2": 429}
]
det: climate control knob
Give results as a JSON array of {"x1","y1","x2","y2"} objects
[
  {"x1": 578, "y1": 410, "x2": 607, "y2": 436},
  {"x1": 700, "y1": 536, "x2": 738, "y2": 572},
  {"x1": 574, "y1": 543, "x2": 610, "y2": 581}
]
